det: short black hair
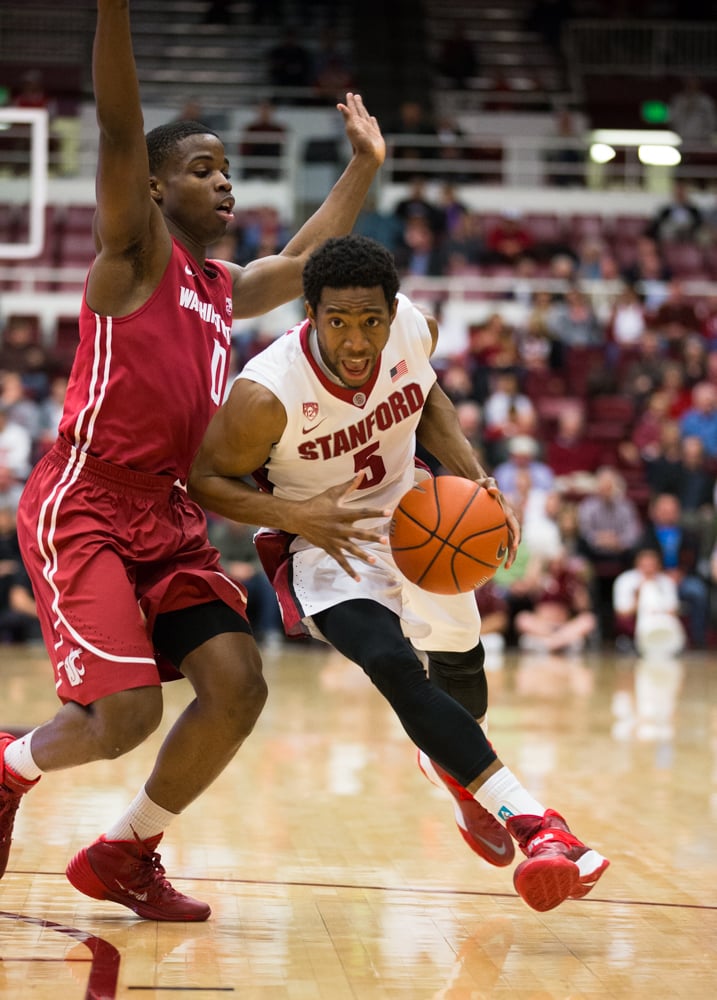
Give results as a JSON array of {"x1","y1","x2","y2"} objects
[
  {"x1": 145, "y1": 120, "x2": 218, "y2": 174},
  {"x1": 302, "y1": 234, "x2": 400, "y2": 312}
]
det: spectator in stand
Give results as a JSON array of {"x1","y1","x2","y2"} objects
[
  {"x1": 266, "y1": 28, "x2": 314, "y2": 103},
  {"x1": 453, "y1": 399, "x2": 487, "y2": 467},
  {"x1": 621, "y1": 235, "x2": 671, "y2": 309},
  {"x1": 0, "y1": 465, "x2": 23, "y2": 513},
  {"x1": 392, "y1": 176, "x2": 444, "y2": 236},
  {"x1": 547, "y1": 285, "x2": 603, "y2": 348},
  {"x1": 606, "y1": 282, "x2": 647, "y2": 358},
  {"x1": 485, "y1": 209, "x2": 535, "y2": 265},
  {"x1": 547, "y1": 107, "x2": 585, "y2": 188},
  {"x1": 393, "y1": 217, "x2": 446, "y2": 277},
  {"x1": 576, "y1": 466, "x2": 643, "y2": 640},
  {"x1": 618, "y1": 327, "x2": 667, "y2": 406},
  {"x1": 680, "y1": 333, "x2": 708, "y2": 387},
  {"x1": 613, "y1": 548, "x2": 686, "y2": 658},
  {"x1": 514, "y1": 550, "x2": 597, "y2": 654},
  {"x1": 239, "y1": 101, "x2": 286, "y2": 179},
  {"x1": 646, "y1": 180, "x2": 705, "y2": 244},
  {"x1": 436, "y1": 361, "x2": 475, "y2": 406},
  {"x1": 482, "y1": 371, "x2": 537, "y2": 463},
  {"x1": 0, "y1": 371, "x2": 41, "y2": 441},
  {"x1": 436, "y1": 182, "x2": 469, "y2": 237},
  {"x1": 0, "y1": 403, "x2": 32, "y2": 484},
  {"x1": 638, "y1": 492, "x2": 710, "y2": 648},
  {"x1": 465, "y1": 313, "x2": 520, "y2": 372},
  {"x1": 387, "y1": 101, "x2": 438, "y2": 182},
  {"x1": 435, "y1": 22, "x2": 479, "y2": 90},
  {"x1": 435, "y1": 117, "x2": 472, "y2": 183},
  {"x1": 644, "y1": 418, "x2": 684, "y2": 498},
  {"x1": 353, "y1": 189, "x2": 403, "y2": 253},
  {"x1": 0, "y1": 316, "x2": 52, "y2": 399},
  {"x1": 493, "y1": 434, "x2": 555, "y2": 497},
  {"x1": 0, "y1": 504, "x2": 41, "y2": 644},
  {"x1": 546, "y1": 403, "x2": 604, "y2": 491},
  {"x1": 650, "y1": 279, "x2": 702, "y2": 349},
  {"x1": 442, "y1": 211, "x2": 487, "y2": 273},
  {"x1": 677, "y1": 435, "x2": 716, "y2": 520},
  {"x1": 661, "y1": 359, "x2": 694, "y2": 418},
  {"x1": 669, "y1": 75, "x2": 716, "y2": 146},
  {"x1": 679, "y1": 380, "x2": 717, "y2": 458},
  {"x1": 620, "y1": 388, "x2": 672, "y2": 468},
  {"x1": 33, "y1": 373, "x2": 68, "y2": 463}
]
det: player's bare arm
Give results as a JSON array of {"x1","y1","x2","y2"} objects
[
  {"x1": 228, "y1": 93, "x2": 385, "y2": 319},
  {"x1": 188, "y1": 380, "x2": 392, "y2": 580},
  {"x1": 87, "y1": 0, "x2": 170, "y2": 317},
  {"x1": 416, "y1": 383, "x2": 521, "y2": 568}
]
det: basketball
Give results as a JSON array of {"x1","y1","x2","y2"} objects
[{"x1": 389, "y1": 476, "x2": 508, "y2": 595}]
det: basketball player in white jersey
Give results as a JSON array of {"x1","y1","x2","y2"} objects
[{"x1": 189, "y1": 234, "x2": 610, "y2": 912}]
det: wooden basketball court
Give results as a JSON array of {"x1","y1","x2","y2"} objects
[{"x1": 1, "y1": 640, "x2": 715, "y2": 999}]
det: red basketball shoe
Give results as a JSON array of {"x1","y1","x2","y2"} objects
[
  {"x1": 1, "y1": 733, "x2": 40, "y2": 879},
  {"x1": 65, "y1": 832, "x2": 211, "y2": 921},
  {"x1": 418, "y1": 750, "x2": 515, "y2": 866},
  {"x1": 506, "y1": 809, "x2": 610, "y2": 911}
]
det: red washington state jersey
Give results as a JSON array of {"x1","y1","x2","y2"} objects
[{"x1": 59, "y1": 238, "x2": 233, "y2": 480}]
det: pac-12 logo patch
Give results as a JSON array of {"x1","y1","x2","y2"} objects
[{"x1": 302, "y1": 401, "x2": 319, "y2": 422}]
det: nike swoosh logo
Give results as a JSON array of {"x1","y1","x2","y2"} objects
[
  {"x1": 496, "y1": 541, "x2": 507, "y2": 560},
  {"x1": 185, "y1": 264, "x2": 197, "y2": 277},
  {"x1": 115, "y1": 879, "x2": 149, "y2": 902},
  {"x1": 456, "y1": 817, "x2": 510, "y2": 854},
  {"x1": 302, "y1": 417, "x2": 327, "y2": 434}
]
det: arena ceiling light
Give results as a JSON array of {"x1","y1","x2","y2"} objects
[
  {"x1": 638, "y1": 144, "x2": 682, "y2": 166},
  {"x1": 589, "y1": 142, "x2": 617, "y2": 164},
  {"x1": 590, "y1": 128, "x2": 681, "y2": 147}
]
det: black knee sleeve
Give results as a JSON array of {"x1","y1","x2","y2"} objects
[{"x1": 427, "y1": 641, "x2": 488, "y2": 719}]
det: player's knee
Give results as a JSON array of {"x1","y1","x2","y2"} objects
[
  {"x1": 427, "y1": 641, "x2": 488, "y2": 719},
  {"x1": 198, "y1": 646, "x2": 268, "y2": 737},
  {"x1": 89, "y1": 687, "x2": 163, "y2": 758}
]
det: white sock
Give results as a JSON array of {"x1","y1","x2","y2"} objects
[
  {"x1": 104, "y1": 786, "x2": 179, "y2": 842},
  {"x1": 3, "y1": 730, "x2": 42, "y2": 781},
  {"x1": 474, "y1": 766, "x2": 545, "y2": 825}
]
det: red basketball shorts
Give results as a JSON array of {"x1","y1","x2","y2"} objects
[{"x1": 16, "y1": 439, "x2": 248, "y2": 705}]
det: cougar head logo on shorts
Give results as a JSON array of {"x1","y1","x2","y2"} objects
[{"x1": 57, "y1": 648, "x2": 86, "y2": 687}]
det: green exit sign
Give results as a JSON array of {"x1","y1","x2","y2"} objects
[{"x1": 641, "y1": 99, "x2": 669, "y2": 124}]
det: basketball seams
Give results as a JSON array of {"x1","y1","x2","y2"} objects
[{"x1": 389, "y1": 476, "x2": 509, "y2": 594}]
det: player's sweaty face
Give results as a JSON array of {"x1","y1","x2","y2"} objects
[{"x1": 309, "y1": 286, "x2": 396, "y2": 387}]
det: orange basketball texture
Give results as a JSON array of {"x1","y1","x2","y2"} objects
[{"x1": 389, "y1": 476, "x2": 508, "y2": 594}]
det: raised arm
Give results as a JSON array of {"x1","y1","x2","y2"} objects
[
  {"x1": 87, "y1": 0, "x2": 170, "y2": 314},
  {"x1": 230, "y1": 93, "x2": 385, "y2": 318}
]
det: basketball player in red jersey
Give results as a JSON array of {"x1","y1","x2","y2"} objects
[
  {"x1": 0, "y1": 0, "x2": 385, "y2": 921},
  {"x1": 188, "y1": 234, "x2": 610, "y2": 912}
]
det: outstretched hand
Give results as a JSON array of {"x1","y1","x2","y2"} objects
[
  {"x1": 475, "y1": 475, "x2": 521, "y2": 570},
  {"x1": 292, "y1": 473, "x2": 392, "y2": 581},
  {"x1": 337, "y1": 92, "x2": 386, "y2": 168}
]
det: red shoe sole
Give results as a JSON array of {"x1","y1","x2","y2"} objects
[{"x1": 513, "y1": 855, "x2": 580, "y2": 911}]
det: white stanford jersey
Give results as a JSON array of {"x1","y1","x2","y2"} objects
[
  {"x1": 240, "y1": 293, "x2": 481, "y2": 652},
  {"x1": 239, "y1": 292, "x2": 437, "y2": 513}
]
